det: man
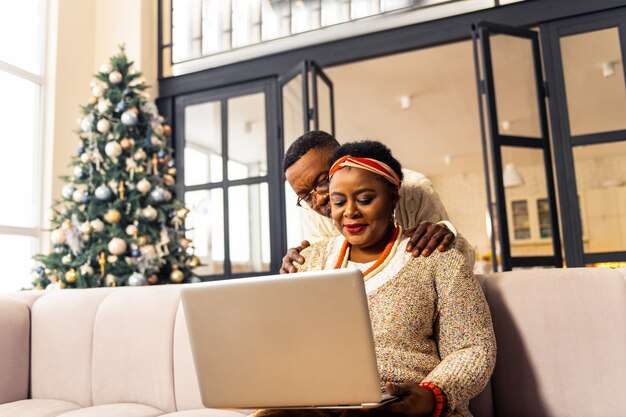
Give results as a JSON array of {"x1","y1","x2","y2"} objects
[{"x1": 280, "y1": 131, "x2": 473, "y2": 273}]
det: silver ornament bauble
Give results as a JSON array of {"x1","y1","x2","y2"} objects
[
  {"x1": 108, "y1": 71, "x2": 123, "y2": 84},
  {"x1": 80, "y1": 152, "x2": 92, "y2": 163},
  {"x1": 62, "y1": 254, "x2": 72, "y2": 265},
  {"x1": 96, "y1": 119, "x2": 110, "y2": 134},
  {"x1": 163, "y1": 190, "x2": 172, "y2": 202},
  {"x1": 108, "y1": 237, "x2": 127, "y2": 255},
  {"x1": 125, "y1": 224, "x2": 138, "y2": 236},
  {"x1": 73, "y1": 166, "x2": 84, "y2": 179},
  {"x1": 121, "y1": 110, "x2": 138, "y2": 126},
  {"x1": 150, "y1": 187, "x2": 165, "y2": 203},
  {"x1": 97, "y1": 99, "x2": 111, "y2": 113},
  {"x1": 72, "y1": 189, "x2": 86, "y2": 203},
  {"x1": 80, "y1": 116, "x2": 93, "y2": 132},
  {"x1": 104, "y1": 141, "x2": 122, "y2": 158},
  {"x1": 95, "y1": 185, "x2": 112, "y2": 201},
  {"x1": 137, "y1": 178, "x2": 152, "y2": 194},
  {"x1": 142, "y1": 206, "x2": 158, "y2": 221},
  {"x1": 99, "y1": 64, "x2": 111, "y2": 73},
  {"x1": 90, "y1": 218, "x2": 105, "y2": 232},
  {"x1": 128, "y1": 272, "x2": 147, "y2": 286},
  {"x1": 92, "y1": 84, "x2": 104, "y2": 98},
  {"x1": 61, "y1": 184, "x2": 76, "y2": 200},
  {"x1": 107, "y1": 255, "x2": 118, "y2": 263}
]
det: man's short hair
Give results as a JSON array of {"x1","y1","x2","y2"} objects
[{"x1": 283, "y1": 131, "x2": 340, "y2": 172}]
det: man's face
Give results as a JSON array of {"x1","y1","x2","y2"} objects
[{"x1": 285, "y1": 147, "x2": 334, "y2": 218}]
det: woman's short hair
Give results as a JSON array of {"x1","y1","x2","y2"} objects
[{"x1": 329, "y1": 140, "x2": 404, "y2": 185}]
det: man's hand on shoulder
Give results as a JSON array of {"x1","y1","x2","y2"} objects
[
  {"x1": 405, "y1": 222, "x2": 455, "y2": 258},
  {"x1": 279, "y1": 240, "x2": 311, "y2": 274}
]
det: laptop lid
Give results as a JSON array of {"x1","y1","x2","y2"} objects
[{"x1": 180, "y1": 268, "x2": 383, "y2": 409}]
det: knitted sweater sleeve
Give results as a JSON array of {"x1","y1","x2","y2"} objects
[{"x1": 423, "y1": 249, "x2": 496, "y2": 413}]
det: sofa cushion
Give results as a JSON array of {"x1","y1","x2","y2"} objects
[
  {"x1": 30, "y1": 289, "x2": 115, "y2": 407},
  {"x1": 173, "y1": 304, "x2": 204, "y2": 411},
  {"x1": 0, "y1": 399, "x2": 79, "y2": 417},
  {"x1": 0, "y1": 297, "x2": 30, "y2": 405},
  {"x1": 91, "y1": 286, "x2": 182, "y2": 412},
  {"x1": 481, "y1": 267, "x2": 626, "y2": 417},
  {"x1": 57, "y1": 403, "x2": 163, "y2": 417}
]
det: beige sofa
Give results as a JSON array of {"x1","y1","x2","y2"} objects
[{"x1": 1, "y1": 267, "x2": 625, "y2": 417}]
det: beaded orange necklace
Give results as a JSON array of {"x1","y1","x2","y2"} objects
[{"x1": 333, "y1": 226, "x2": 401, "y2": 281}]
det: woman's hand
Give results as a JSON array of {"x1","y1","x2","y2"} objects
[
  {"x1": 340, "y1": 382, "x2": 435, "y2": 417},
  {"x1": 279, "y1": 240, "x2": 310, "y2": 273},
  {"x1": 405, "y1": 223, "x2": 455, "y2": 257}
]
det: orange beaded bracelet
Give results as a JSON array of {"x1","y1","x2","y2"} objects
[{"x1": 418, "y1": 381, "x2": 447, "y2": 417}]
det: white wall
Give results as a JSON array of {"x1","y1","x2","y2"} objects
[{"x1": 43, "y1": 0, "x2": 157, "y2": 248}]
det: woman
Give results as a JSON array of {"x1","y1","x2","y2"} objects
[{"x1": 259, "y1": 141, "x2": 495, "y2": 417}]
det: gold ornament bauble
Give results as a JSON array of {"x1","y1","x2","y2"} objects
[
  {"x1": 105, "y1": 274, "x2": 117, "y2": 287},
  {"x1": 179, "y1": 238, "x2": 190, "y2": 250},
  {"x1": 120, "y1": 137, "x2": 133, "y2": 150},
  {"x1": 147, "y1": 274, "x2": 159, "y2": 285},
  {"x1": 129, "y1": 107, "x2": 140, "y2": 115},
  {"x1": 188, "y1": 256, "x2": 200, "y2": 268},
  {"x1": 170, "y1": 268, "x2": 184, "y2": 283},
  {"x1": 142, "y1": 206, "x2": 158, "y2": 221},
  {"x1": 138, "y1": 236, "x2": 149, "y2": 246},
  {"x1": 163, "y1": 124, "x2": 172, "y2": 136},
  {"x1": 167, "y1": 167, "x2": 177, "y2": 176},
  {"x1": 49, "y1": 273, "x2": 59, "y2": 283},
  {"x1": 88, "y1": 96, "x2": 98, "y2": 105},
  {"x1": 65, "y1": 269, "x2": 77, "y2": 283},
  {"x1": 104, "y1": 209, "x2": 122, "y2": 224}
]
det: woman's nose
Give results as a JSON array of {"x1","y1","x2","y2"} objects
[{"x1": 343, "y1": 201, "x2": 359, "y2": 218}]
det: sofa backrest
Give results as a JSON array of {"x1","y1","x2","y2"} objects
[
  {"x1": 471, "y1": 267, "x2": 626, "y2": 417},
  {"x1": 25, "y1": 285, "x2": 204, "y2": 412}
]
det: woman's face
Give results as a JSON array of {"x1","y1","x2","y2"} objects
[{"x1": 329, "y1": 167, "x2": 397, "y2": 253}]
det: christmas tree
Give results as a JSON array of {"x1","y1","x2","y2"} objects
[{"x1": 33, "y1": 48, "x2": 199, "y2": 289}]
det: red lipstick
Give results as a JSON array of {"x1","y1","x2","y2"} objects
[{"x1": 344, "y1": 223, "x2": 366, "y2": 234}]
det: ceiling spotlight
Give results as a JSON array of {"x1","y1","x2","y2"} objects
[
  {"x1": 443, "y1": 155, "x2": 452, "y2": 166},
  {"x1": 602, "y1": 61, "x2": 616, "y2": 78},
  {"x1": 400, "y1": 95, "x2": 411, "y2": 110}
]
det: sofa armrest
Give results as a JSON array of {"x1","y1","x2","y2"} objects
[{"x1": 0, "y1": 296, "x2": 30, "y2": 404}]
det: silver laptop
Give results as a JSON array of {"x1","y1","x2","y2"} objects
[{"x1": 180, "y1": 268, "x2": 395, "y2": 409}]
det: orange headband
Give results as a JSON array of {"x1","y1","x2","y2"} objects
[{"x1": 329, "y1": 155, "x2": 401, "y2": 190}]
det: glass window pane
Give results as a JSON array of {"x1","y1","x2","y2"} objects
[
  {"x1": 202, "y1": 0, "x2": 231, "y2": 54},
  {"x1": 501, "y1": 147, "x2": 556, "y2": 257},
  {"x1": 282, "y1": 74, "x2": 305, "y2": 150},
  {"x1": 560, "y1": 28, "x2": 626, "y2": 136},
  {"x1": 316, "y1": 76, "x2": 332, "y2": 133},
  {"x1": 574, "y1": 141, "x2": 626, "y2": 254},
  {"x1": 0, "y1": 235, "x2": 36, "y2": 292},
  {"x1": 228, "y1": 183, "x2": 271, "y2": 273},
  {"x1": 262, "y1": 0, "x2": 291, "y2": 41},
  {"x1": 185, "y1": 189, "x2": 225, "y2": 275},
  {"x1": 227, "y1": 93, "x2": 267, "y2": 180},
  {"x1": 489, "y1": 34, "x2": 542, "y2": 138},
  {"x1": 292, "y1": 0, "x2": 321, "y2": 34},
  {"x1": 0, "y1": 0, "x2": 42, "y2": 73},
  {"x1": 172, "y1": 0, "x2": 202, "y2": 62},
  {"x1": 0, "y1": 71, "x2": 39, "y2": 228},
  {"x1": 381, "y1": 0, "x2": 411, "y2": 12},
  {"x1": 232, "y1": 0, "x2": 261, "y2": 48},
  {"x1": 184, "y1": 100, "x2": 222, "y2": 185},
  {"x1": 351, "y1": 0, "x2": 380, "y2": 19},
  {"x1": 321, "y1": 0, "x2": 350, "y2": 26}
]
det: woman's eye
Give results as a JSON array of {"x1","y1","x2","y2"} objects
[
  {"x1": 331, "y1": 199, "x2": 345, "y2": 206},
  {"x1": 357, "y1": 198, "x2": 373, "y2": 205}
]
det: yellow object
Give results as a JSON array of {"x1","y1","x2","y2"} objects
[
  {"x1": 99, "y1": 252, "x2": 106, "y2": 276},
  {"x1": 119, "y1": 181, "x2": 125, "y2": 200},
  {"x1": 170, "y1": 267, "x2": 184, "y2": 283},
  {"x1": 65, "y1": 269, "x2": 77, "y2": 283},
  {"x1": 104, "y1": 209, "x2": 121, "y2": 224}
]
